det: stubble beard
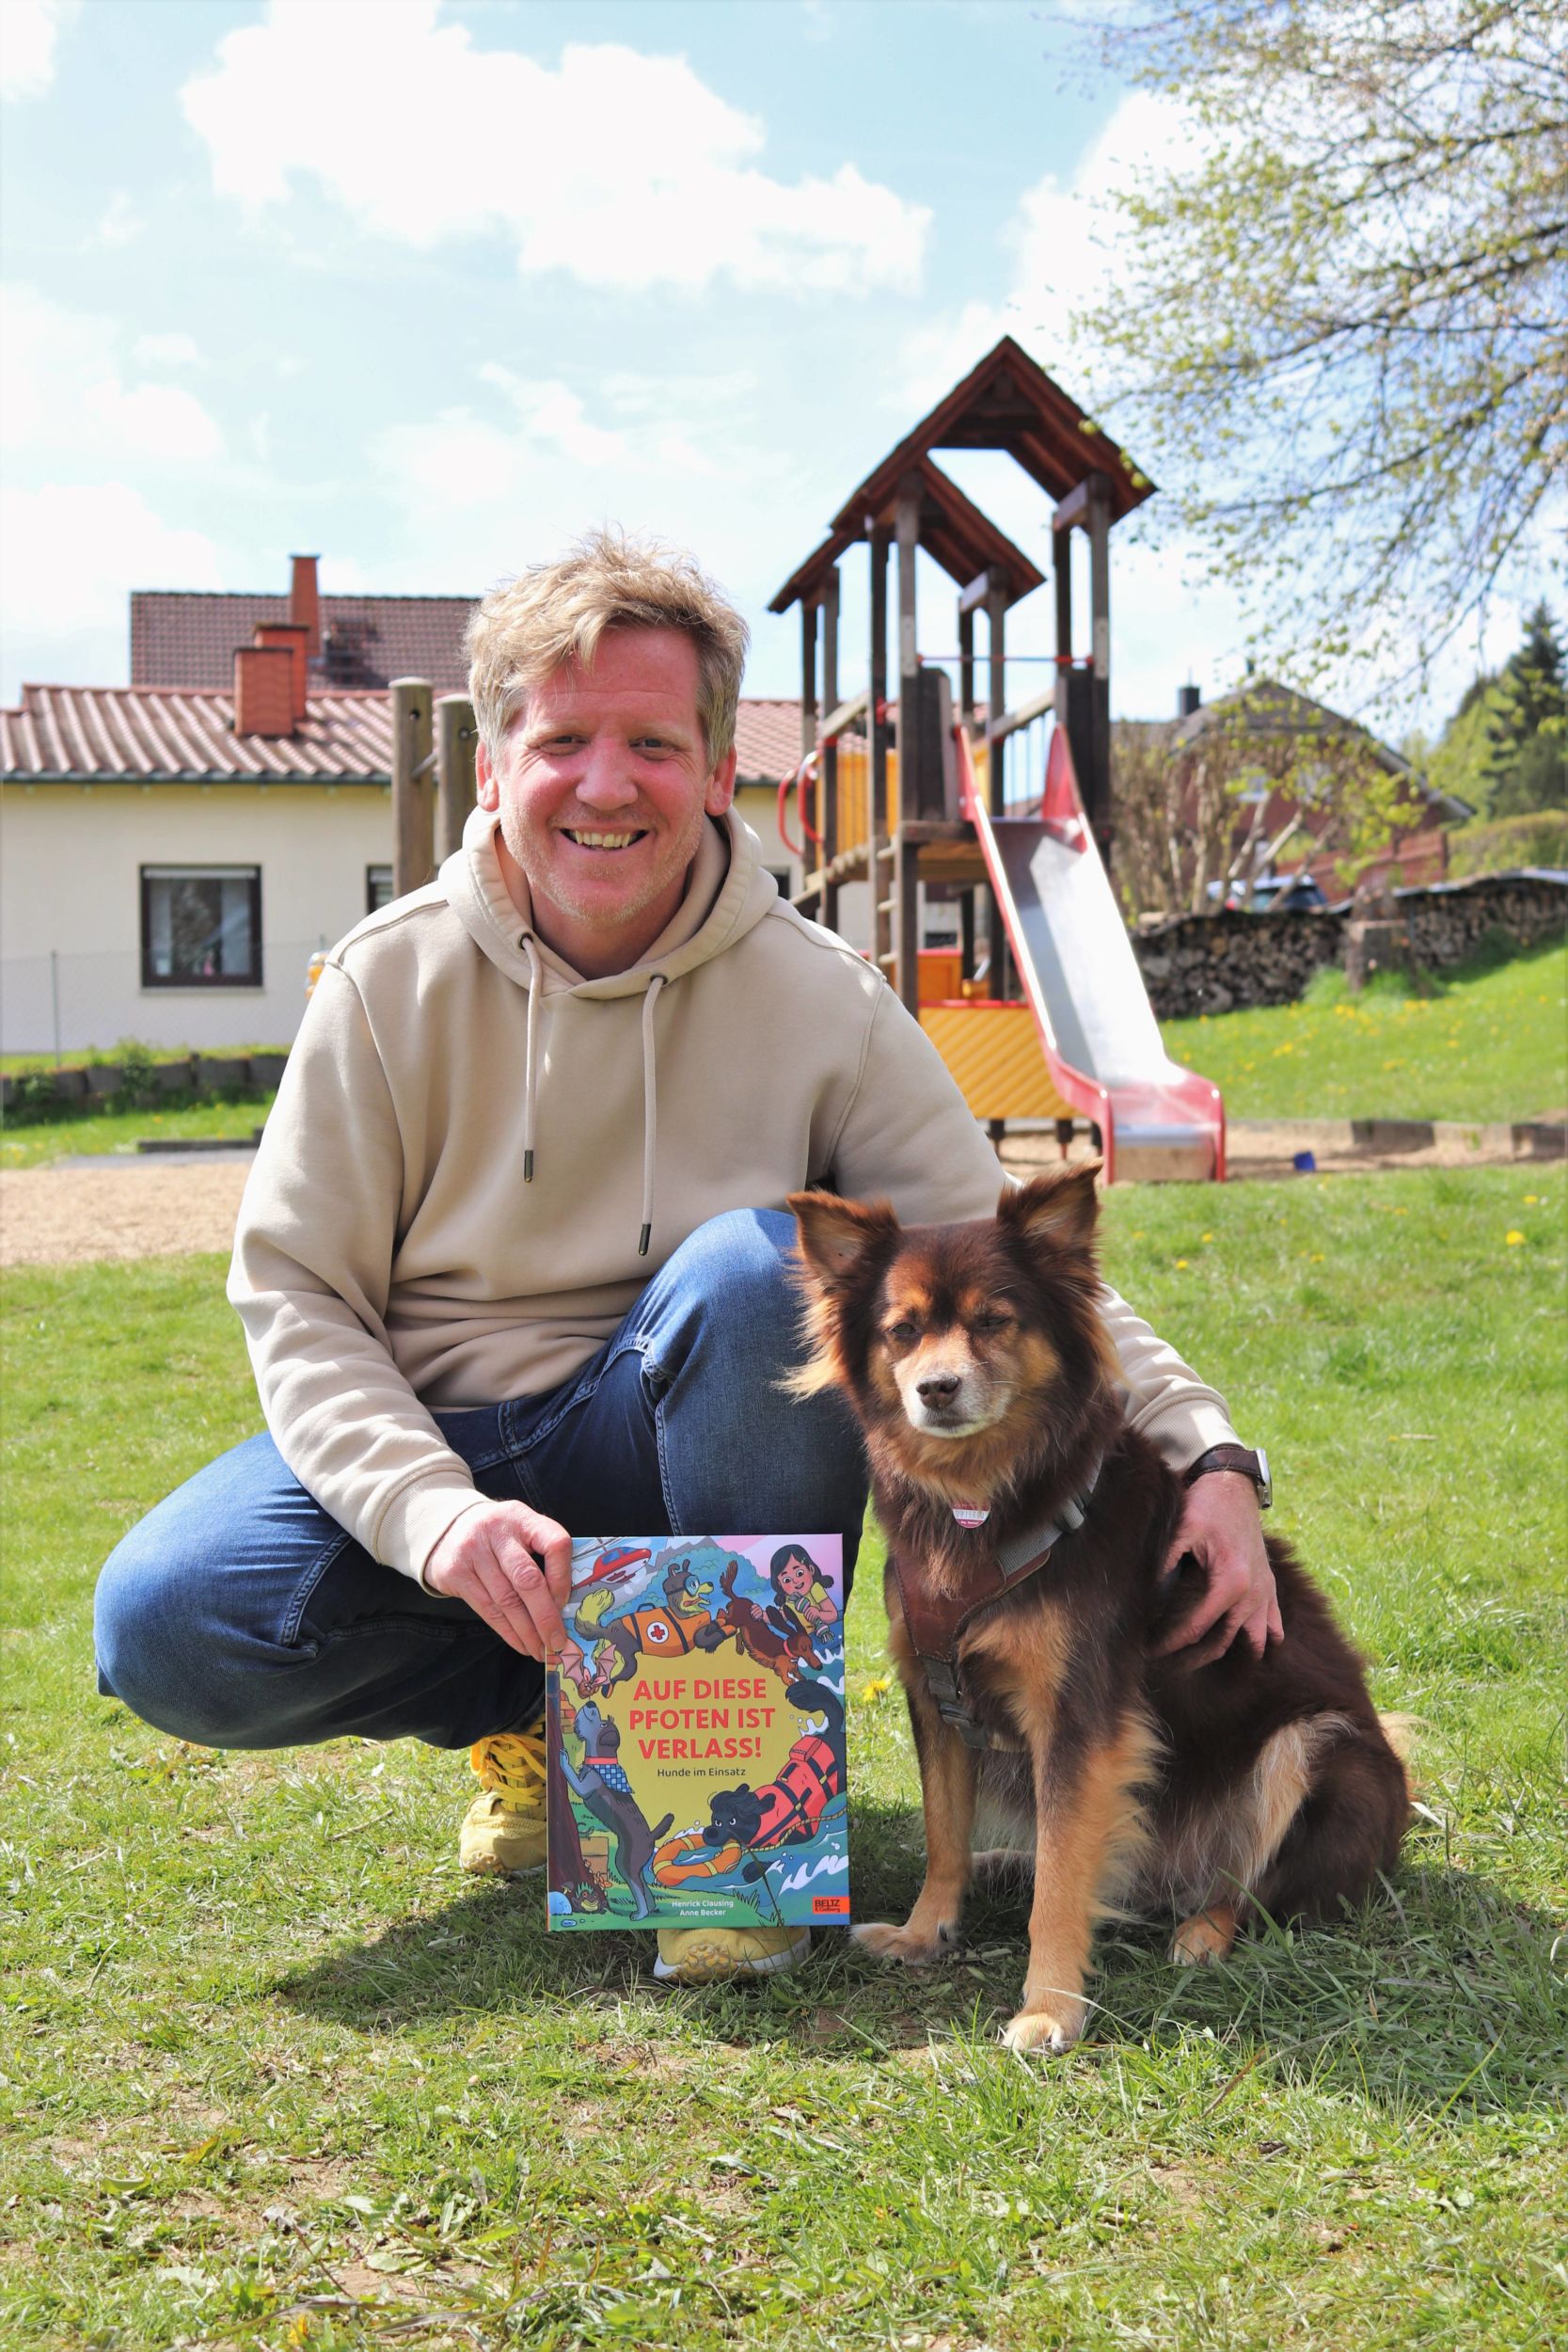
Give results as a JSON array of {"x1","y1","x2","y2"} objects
[{"x1": 505, "y1": 803, "x2": 707, "y2": 937}]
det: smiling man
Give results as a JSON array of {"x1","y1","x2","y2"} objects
[{"x1": 94, "y1": 532, "x2": 1276, "y2": 1987}]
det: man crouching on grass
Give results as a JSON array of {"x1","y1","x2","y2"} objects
[{"x1": 94, "y1": 530, "x2": 1279, "y2": 1986}]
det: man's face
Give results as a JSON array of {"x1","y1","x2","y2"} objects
[{"x1": 476, "y1": 626, "x2": 737, "y2": 977}]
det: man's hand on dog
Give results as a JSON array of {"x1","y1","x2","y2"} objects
[
  {"x1": 1156, "y1": 1471, "x2": 1282, "y2": 1666},
  {"x1": 423, "y1": 1501, "x2": 573, "y2": 1661}
]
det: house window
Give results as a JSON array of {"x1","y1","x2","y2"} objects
[
  {"x1": 140, "y1": 866, "x2": 261, "y2": 988},
  {"x1": 367, "y1": 864, "x2": 394, "y2": 914}
]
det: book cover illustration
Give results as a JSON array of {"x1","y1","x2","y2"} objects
[{"x1": 545, "y1": 1534, "x2": 848, "y2": 1933}]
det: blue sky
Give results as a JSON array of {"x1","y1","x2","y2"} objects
[{"x1": 0, "y1": 0, "x2": 1536, "y2": 730}]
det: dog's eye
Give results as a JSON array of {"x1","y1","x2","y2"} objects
[
  {"x1": 976, "y1": 1310, "x2": 1013, "y2": 1332},
  {"x1": 885, "y1": 1319, "x2": 919, "y2": 1344}
]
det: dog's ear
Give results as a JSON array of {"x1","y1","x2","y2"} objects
[
  {"x1": 998, "y1": 1163, "x2": 1102, "y2": 1255},
  {"x1": 787, "y1": 1190, "x2": 900, "y2": 1292}
]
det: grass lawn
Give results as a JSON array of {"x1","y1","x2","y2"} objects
[
  {"x1": 1161, "y1": 935, "x2": 1567, "y2": 1123},
  {"x1": 0, "y1": 1092, "x2": 280, "y2": 1171},
  {"x1": 2, "y1": 1168, "x2": 1563, "y2": 2349}
]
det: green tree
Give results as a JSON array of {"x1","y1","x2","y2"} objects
[
  {"x1": 1485, "y1": 599, "x2": 1567, "y2": 812},
  {"x1": 1112, "y1": 679, "x2": 1426, "y2": 917},
  {"x1": 1427, "y1": 679, "x2": 1499, "y2": 813},
  {"x1": 1074, "y1": 2, "x2": 1567, "y2": 695}
]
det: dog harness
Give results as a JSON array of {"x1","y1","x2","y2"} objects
[{"x1": 890, "y1": 1458, "x2": 1102, "y2": 1752}]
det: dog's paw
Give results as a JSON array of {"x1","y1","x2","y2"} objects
[
  {"x1": 851, "y1": 1920, "x2": 948, "y2": 1968},
  {"x1": 1169, "y1": 1907, "x2": 1238, "y2": 1967},
  {"x1": 999, "y1": 2000, "x2": 1087, "y2": 2057}
]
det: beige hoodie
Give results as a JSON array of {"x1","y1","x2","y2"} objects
[{"x1": 230, "y1": 804, "x2": 1237, "y2": 1581}]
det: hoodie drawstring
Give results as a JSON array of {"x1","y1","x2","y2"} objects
[
  {"x1": 520, "y1": 939, "x2": 665, "y2": 1257},
  {"x1": 521, "y1": 935, "x2": 543, "y2": 1184},
  {"x1": 639, "y1": 974, "x2": 667, "y2": 1257}
]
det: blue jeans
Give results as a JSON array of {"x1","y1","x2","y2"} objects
[{"x1": 94, "y1": 1209, "x2": 866, "y2": 1753}]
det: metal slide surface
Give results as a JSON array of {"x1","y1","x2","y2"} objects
[{"x1": 958, "y1": 728, "x2": 1224, "y2": 1183}]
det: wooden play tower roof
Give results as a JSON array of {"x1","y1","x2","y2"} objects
[{"x1": 769, "y1": 336, "x2": 1153, "y2": 615}]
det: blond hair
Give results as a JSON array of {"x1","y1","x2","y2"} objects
[{"x1": 466, "y1": 529, "x2": 750, "y2": 768}]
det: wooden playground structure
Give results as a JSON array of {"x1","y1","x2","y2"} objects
[
  {"x1": 383, "y1": 337, "x2": 1225, "y2": 1182},
  {"x1": 768, "y1": 338, "x2": 1225, "y2": 1184}
]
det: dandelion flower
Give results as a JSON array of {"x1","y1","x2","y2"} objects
[
  {"x1": 860, "y1": 1677, "x2": 891, "y2": 1702},
  {"x1": 1505, "y1": 1231, "x2": 1526, "y2": 1247}
]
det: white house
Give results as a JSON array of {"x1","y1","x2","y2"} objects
[{"x1": 0, "y1": 558, "x2": 812, "y2": 1055}]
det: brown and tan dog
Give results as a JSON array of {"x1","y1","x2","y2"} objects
[{"x1": 789, "y1": 1166, "x2": 1408, "y2": 2056}]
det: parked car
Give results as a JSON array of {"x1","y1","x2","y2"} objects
[
  {"x1": 1209, "y1": 872, "x2": 1331, "y2": 913},
  {"x1": 1249, "y1": 873, "x2": 1330, "y2": 913}
]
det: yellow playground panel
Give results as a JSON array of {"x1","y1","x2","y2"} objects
[{"x1": 919, "y1": 1000, "x2": 1075, "y2": 1124}]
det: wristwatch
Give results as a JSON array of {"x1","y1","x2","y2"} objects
[{"x1": 1183, "y1": 1444, "x2": 1272, "y2": 1509}]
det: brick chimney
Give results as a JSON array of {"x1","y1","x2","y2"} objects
[
  {"x1": 234, "y1": 644, "x2": 296, "y2": 738},
  {"x1": 289, "y1": 552, "x2": 321, "y2": 658},
  {"x1": 253, "y1": 621, "x2": 309, "y2": 723},
  {"x1": 1177, "y1": 683, "x2": 1202, "y2": 719}
]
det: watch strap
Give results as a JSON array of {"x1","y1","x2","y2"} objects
[{"x1": 1184, "y1": 1444, "x2": 1272, "y2": 1506}]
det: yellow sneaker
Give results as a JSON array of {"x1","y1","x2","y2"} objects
[
  {"x1": 653, "y1": 1924, "x2": 811, "y2": 1984},
  {"x1": 459, "y1": 1724, "x2": 548, "y2": 1875}
]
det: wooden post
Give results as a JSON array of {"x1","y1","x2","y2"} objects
[
  {"x1": 868, "y1": 523, "x2": 891, "y2": 972},
  {"x1": 1053, "y1": 516, "x2": 1073, "y2": 730},
  {"x1": 985, "y1": 578, "x2": 1007, "y2": 817},
  {"x1": 391, "y1": 676, "x2": 435, "y2": 898},
  {"x1": 959, "y1": 888, "x2": 975, "y2": 982},
  {"x1": 895, "y1": 476, "x2": 921, "y2": 824},
  {"x1": 895, "y1": 477, "x2": 922, "y2": 1013},
  {"x1": 799, "y1": 596, "x2": 818, "y2": 917},
  {"x1": 436, "y1": 693, "x2": 477, "y2": 863},
  {"x1": 985, "y1": 580, "x2": 1008, "y2": 997},
  {"x1": 896, "y1": 834, "x2": 921, "y2": 1019},
  {"x1": 821, "y1": 564, "x2": 841, "y2": 935},
  {"x1": 1086, "y1": 471, "x2": 1113, "y2": 862},
  {"x1": 958, "y1": 602, "x2": 975, "y2": 728}
]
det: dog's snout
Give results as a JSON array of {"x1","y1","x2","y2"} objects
[{"x1": 916, "y1": 1371, "x2": 962, "y2": 1404}]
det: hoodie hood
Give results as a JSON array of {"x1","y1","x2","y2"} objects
[{"x1": 441, "y1": 800, "x2": 781, "y2": 1252}]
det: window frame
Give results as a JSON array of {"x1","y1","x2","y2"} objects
[
  {"x1": 139, "y1": 864, "x2": 263, "y2": 991},
  {"x1": 366, "y1": 864, "x2": 394, "y2": 915}
]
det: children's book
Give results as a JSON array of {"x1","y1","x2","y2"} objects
[{"x1": 545, "y1": 1534, "x2": 848, "y2": 1934}]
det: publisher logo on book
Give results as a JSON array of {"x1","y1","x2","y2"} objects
[{"x1": 813, "y1": 1894, "x2": 850, "y2": 1915}]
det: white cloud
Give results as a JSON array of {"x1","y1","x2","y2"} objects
[
  {"x1": 899, "y1": 90, "x2": 1192, "y2": 416},
  {"x1": 0, "y1": 0, "x2": 78, "y2": 103},
  {"x1": 89, "y1": 191, "x2": 146, "y2": 250},
  {"x1": 365, "y1": 365, "x2": 807, "y2": 627},
  {"x1": 134, "y1": 331, "x2": 204, "y2": 371},
  {"x1": 2, "y1": 284, "x2": 225, "y2": 466},
  {"x1": 474, "y1": 370, "x2": 628, "y2": 470},
  {"x1": 0, "y1": 483, "x2": 222, "y2": 697},
  {"x1": 180, "y1": 0, "x2": 929, "y2": 296}
]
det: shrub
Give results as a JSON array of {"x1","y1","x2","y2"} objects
[{"x1": 1446, "y1": 809, "x2": 1568, "y2": 877}]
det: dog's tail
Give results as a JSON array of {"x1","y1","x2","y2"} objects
[
  {"x1": 1377, "y1": 1711, "x2": 1420, "y2": 1763},
  {"x1": 1377, "y1": 1711, "x2": 1421, "y2": 1802},
  {"x1": 784, "y1": 1677, "x2": 843, "y2": 1736}
]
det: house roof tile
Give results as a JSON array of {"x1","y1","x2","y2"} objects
[
  {"x1": 2, "y1": 684, "x2": 820, "y2": 789},
  {"x1": 130, "y1": 592, "x2": 477, "y2": 692}
]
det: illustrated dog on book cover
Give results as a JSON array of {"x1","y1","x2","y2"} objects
[{"x1": 789, "y1": 1166, "x2": 1408, "y2": 2056}]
